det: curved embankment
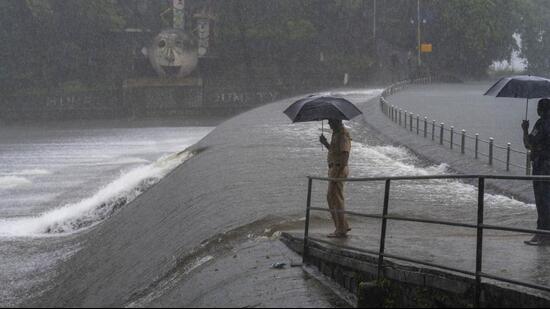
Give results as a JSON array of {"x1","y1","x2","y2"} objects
[{"x1": 30, "y1": 92, "x2": 381, "y2": 307}]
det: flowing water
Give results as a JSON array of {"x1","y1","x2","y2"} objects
[{"x1": 0, "y1": 122, "x2": 213, "y2": 306}]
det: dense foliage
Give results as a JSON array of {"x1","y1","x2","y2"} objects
[{"x1": 0, "y1": 0, "x2": 547, "y2": 94}]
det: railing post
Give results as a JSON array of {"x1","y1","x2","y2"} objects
[
  {"x1": 527, "y1": 151, "x2": 532, "y2": 175},
  {"x1": 399, "y1": 109, "x2": 402, "y2": 126},
  {"x1": 378, "y1": 179, "x2": 391, "y2": 280},
  {"x1": 303, "y1": 177, "x2": 313, "y2": 264},
  {"x1": 432, "y1": 120, "x2": 436, "y2": 141},
  {"x1": 475, "y1": 177, "x2": 485, "y2": 308},
  {"x1": 440, "y1": 123, "x2": 444, "y2": 145},
  {"x1": 461, "y1": 130, "x2": 466, "y2": 154},
  {"x1": 404, "y1": 111, "x2": 408, "y2": 127},
  {"x1": 475, "y1": 134, "x2": 479, "y2": 159},
  {"x1": 416, "y1": 115, "x2": 420, "y2": 135},
  {"x1": 506, "y1": 143, "x2": 511, "y2": 172},
  {"x1": 489, "y1": 138, "x2": 494, "y2": 166},
  {"x1": 409, "y1": 114, "x2": 413, "y2": 131},
  {"x1": 450, "y1": 126, "x2": 454, "y2": 149},
  {"x1": 424, "y1": 117, "x2": 428, "y2": 138}
]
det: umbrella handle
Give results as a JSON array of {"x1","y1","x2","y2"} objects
[
  {"x1": 525, "y1": 98, "x2": 529, "y2": 120},
  {"x1": 321, "y1": 120, "x2": 324, "y2": 151}
]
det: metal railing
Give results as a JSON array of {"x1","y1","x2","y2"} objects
[
  {"x1": 303, "y1": 174, "x2": 550, "y2": 308},
  {"x1": 379, "y1": 79, "x2": 532, "y2": 175}
]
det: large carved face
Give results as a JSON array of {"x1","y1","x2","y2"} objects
[{"x1": 148, "y1": 29, "x2": 198, "y2": 78}]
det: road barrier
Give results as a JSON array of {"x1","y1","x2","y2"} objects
[{"x1": 379, "y1": 79, "x2": 532, "y2": 175}]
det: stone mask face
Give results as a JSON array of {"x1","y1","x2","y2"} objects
[{"x1": 146, "y1": 29, "x2": 198, "y2": 78}]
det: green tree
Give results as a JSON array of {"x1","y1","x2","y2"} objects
[
  {"x1": 519, "y1": 0, "x2": 550, "y2": 75},
  {"x1": 420, "y1": 0, "x2": 524, "y2": 78}
]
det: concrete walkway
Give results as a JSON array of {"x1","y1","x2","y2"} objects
[{"x1": 286, "y1": 216, "x2": 550, "y2": 300}]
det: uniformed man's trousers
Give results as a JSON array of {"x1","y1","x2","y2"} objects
[{"x1": 327, "y1": 166, "x2": 350, "y2": 234}]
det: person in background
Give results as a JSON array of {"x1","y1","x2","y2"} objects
[
  {"x1": 320, "y1": 118, "x2": 352, "y2": 238},
  {"x1": 522, "y1": 98, "x2": 550, "y2": 245}
]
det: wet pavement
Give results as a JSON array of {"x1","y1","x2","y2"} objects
[
  {"x1": 135, "y1": 238, "x2": 348, "y2": 308},
  {"x1": 387, "y1": 82, "x2": 539, "y2": 157},
  {"x1": 286, "y1": 216, "x2": 550, "y2": 299}
]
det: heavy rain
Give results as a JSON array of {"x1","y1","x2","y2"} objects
[{"x1": 1, "y1": 1, "x2": 550, "y2": 307}]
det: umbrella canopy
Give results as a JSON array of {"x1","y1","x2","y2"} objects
[
  {"x1": 484, "y1": 75, "x2": 550, "y2": 119},
  {"x1": 484, "y1": 75, "x2": 550, "y2": 99},
  {"x1": 283, "y1": 95, "x2": 363, "y2": 123}
]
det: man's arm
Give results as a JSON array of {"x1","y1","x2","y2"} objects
[
  {"x1": 524, "y1": 120, "x2": 546, "y2": 151},
  {"x1": 522, "y1": 120, "x2": 532, "y2": 150},
  {"x1": 320, "y1": 134, "x2": 330, "y2": 150}
]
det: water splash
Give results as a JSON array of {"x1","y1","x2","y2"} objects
[{"x1": 0, "y1": 150, "x2": 194, "y2": 238}]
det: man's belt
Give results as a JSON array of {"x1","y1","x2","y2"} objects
[{"x1": 329, "y1": 163, "x2": 347, "y2": 168}]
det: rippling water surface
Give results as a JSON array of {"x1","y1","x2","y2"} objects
[{"x1": 0, "y1": 122, "x2": 213, "y2": 306}]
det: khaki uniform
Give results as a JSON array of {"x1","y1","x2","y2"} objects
[{"x1": 327, "y1": 127, "x2": 351, "y2": 234}]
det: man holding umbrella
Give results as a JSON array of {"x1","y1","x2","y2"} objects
[
  {"x1": 320, "y1": 119, "x2": 352, "y2": 238},
  {"x1": 485, "y1": 75, "x2": 550, "y2": 245},
  {"x1": 284, "y1": 94, "x2": 362, "y2": 239},
  {"x1": 522, "y1": 98, "x2": 550, "y2": 245}
]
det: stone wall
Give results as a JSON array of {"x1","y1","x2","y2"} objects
[
  {"x1": 1, "y1": 90, "x2": 124, "y2": 121},
  {"x1": 0, "y1": 80, "x2": 326, "y2": 122}
]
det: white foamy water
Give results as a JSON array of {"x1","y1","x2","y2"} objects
[
  {"x1": 330, "y1": 88, "x2": 385, "y2": 97},
  {"x1": 0, "y1": 126, "x2": 213, "y2": 217},
  {"x1": 0, "y1": 169, "x2": 52, "y2": 176},
  {"x1": 0, "y1": 150, "x2": 194, "y2": 237},
  {"x1": 351, "y1": 143, "x2": 534, "y2": 210},
  {"x1": 0, "y1": 176, "x2": 32, "y2": 190}
]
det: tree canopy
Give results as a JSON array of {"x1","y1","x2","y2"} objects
[{"x1": 0, "y1": 0, "x2": 547, "y2": 94}]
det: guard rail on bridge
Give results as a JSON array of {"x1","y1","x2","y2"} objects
[
  {"x1": 302, "y1": 174, "x2": 550, "y2": 308},
  {"x1": 379, "y1": 79, "x2": 532, "y2": 175}
]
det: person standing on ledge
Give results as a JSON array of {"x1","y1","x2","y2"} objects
[
  {"x1": 320, "y1": 118, "x2": 352, "y2": 238},
  {"x1": 523, "y1": 98, "x2": 550, "y2": 246}
]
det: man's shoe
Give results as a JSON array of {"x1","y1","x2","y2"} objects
[
  {"x1": 525, "y1": 235, "x2": 544, "y2": 246},
  {"x1": 327, "y1": 232, "x2": 348, "y2": 239}
]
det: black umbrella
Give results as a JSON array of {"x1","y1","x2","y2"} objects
[
  {"x1": 283, "y1": 94, "x2": 363, "y2": 123},
  {"x1": 283, "y1": 94, "x2": 362, "y2": 150},
  {"x1": 484, "y1": 75, "x2": 550, "y2": 119}
]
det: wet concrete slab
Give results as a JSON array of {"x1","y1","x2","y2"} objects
[
  {"x1": 285, "y1": 216, "x2": 550, "y2": 300},
  {"x1": 136, "y1": 238, "x2": 349, "y2": 308}
]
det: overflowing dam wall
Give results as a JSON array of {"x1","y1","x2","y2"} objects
[{"x1": 28, "y1": 93, "x2": 351, "y2": 307}]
